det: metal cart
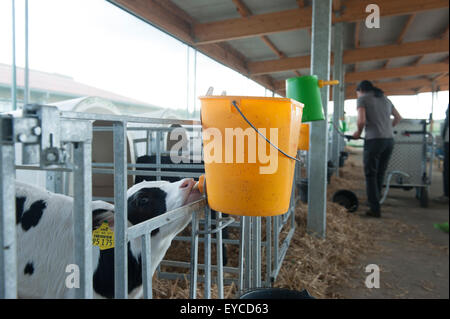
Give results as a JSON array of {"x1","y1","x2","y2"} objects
[{"x1": 381, "y1": 119, "x2": 434, "y2": 207}]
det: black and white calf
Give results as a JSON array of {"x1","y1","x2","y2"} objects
[{"x1": 14, "y1": 178, "x2": 202, "y2": 298}]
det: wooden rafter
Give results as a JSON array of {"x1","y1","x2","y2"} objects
[
  {"x1": 193, "y1": 0, "x2": 449, "y2": 44},
  {"x1": 346, "y1": 63, "x2": 449, "y2": 83},
  {"x1": 383, "y1": 13, "x2": 416, "y2": 69},
  {"x1": 417, "y1": 73, "x2": 449, "y2": 92},
  {"x1": 411, "y1": 22, "x2": 449, "y2": 67},
  {"x1": 274, "y1": 62, "x2": 449, "y2": 91},
  {"x1": 332, "y1": 0, "x2": 342, "y2": 13},
  {"x1": 249, "y1": 39, "x2": 449, "y2": 75},
  {"x1": 297, "y1": 0, "x2": 306, "y2": 8},
  {"x1": 231, "y1": 0, "x2": 301, "y2": 78}
]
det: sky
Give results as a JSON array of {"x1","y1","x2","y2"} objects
[{"x1": 0, "y1": 0, "x2": 448, "y2": 119}]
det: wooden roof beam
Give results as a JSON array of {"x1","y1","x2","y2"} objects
[
  {"x1": 384, "y1": 13, "x2": 416, "y2": 69},
  {"x1": 411, "y1": 21, "x2": 449, "y2": 67},
  {"x1": 193, "y1": 0, "x2": 449, "y2": 44},
  {"x1": 273, "y1": 62, "x2": 449, "y2": 91},
  {"x1": 249, "y1": 39, "x2": 449, "y2": 75},
  {"x1": 346, "y1": 62, "x2": 449, "y2": 83}
]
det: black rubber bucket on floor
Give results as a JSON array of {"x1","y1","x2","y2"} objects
[
  {"x1": 327, "y1": 161, "x2": 335, "y2": 184},
  {"x1": 332, "y1": 189, "x2": 359, "y2": 213},
  {"x1": 239, "y1": 288, "x2": 314, "y2": 299},
  {"x1": 299, "y1": 178, "x2": 308, "y2": 203},
  {"x1": 339, "y1": 151, "x2": 349, "y2": 167}
]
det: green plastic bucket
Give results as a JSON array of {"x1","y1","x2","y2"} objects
[
  {"x1": 286, "y1": 75, "x2": 326, "y2": 122},
  {"x1": 286, "y1": 75, "x2": 339, "y2": 122}
]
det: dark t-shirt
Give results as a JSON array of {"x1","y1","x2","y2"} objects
[{"x1": 357, "y1": 92, "x2": 394, "y2": 140}]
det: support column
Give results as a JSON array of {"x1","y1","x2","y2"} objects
[
  {"x1": 307, "y1": 0, "x2": 332, "y2": 238},
  {"x1": 332, "y1": 22, "x2": 345, "y2": 176}
]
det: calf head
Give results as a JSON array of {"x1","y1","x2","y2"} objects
[{"x1": 126, "y1": 178, "x2": 203, "y2": 236}]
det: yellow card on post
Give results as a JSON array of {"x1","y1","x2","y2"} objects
[{"x1": 92, "y1": 221, "x2": 114, "y2": 250}]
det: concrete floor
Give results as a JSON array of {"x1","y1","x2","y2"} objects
[{"x1": 338, "y1": 151, "x2": 449, "y2": 299}]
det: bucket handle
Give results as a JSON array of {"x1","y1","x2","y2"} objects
[{"x1": 231, "y1": 100, "x2": 301, "y2": 163}]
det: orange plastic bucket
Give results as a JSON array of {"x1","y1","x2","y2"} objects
[
  {"x1": 298, "y1": 123, "x2": 310, "y2": 151},
  {"x1": 199, "y1": 96, "x2": 303, "y2": 216}
]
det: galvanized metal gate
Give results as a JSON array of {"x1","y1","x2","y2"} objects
[{"x1": 0, "y1": 104, "x2": 300, "y2": 299}]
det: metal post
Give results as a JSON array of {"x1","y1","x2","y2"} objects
[
  {"x1": 332, "y1": 22, "x2": 345, "y2": 176},
  {"x1": 113, "y1": 122, "x2": 128, "y2": 298},
  {"x1": 141, "y1": 233, "x2": 152, "y2": 298},
  {"x1": 72, "y1": 141, "x2": 93, "y2": 298},
  {"x1": 203, "y1": 205, "x2": 211, "y2": 299},
  {"x1": 0, "y1": 139, "x2": 17, "y2": 298},
  {"x1": 307, "y1": 0, "x2": 332, "y2": 238},
  {"x1": 24, "y1": 0, "x2": 29, "y2": 105},
  {"x1": 11, "y1": 0, "x2": 17, "y2": 110}
]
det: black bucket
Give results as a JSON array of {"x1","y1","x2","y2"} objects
[
  {"x1": 327, "y1": 161, "x2": 335, "y2": 184},
  {"x1": 239, "y1": 288, "x2": 314, "y2": 299},
  {"x1": 299, "y1": 178, "x2": 308, "y2": 203},
  {"x1": 332, "y1": 189, "x2": 359, "y2": 213},
  {"x1": 339, "y1": 151, "x2": 349, "y2": 167}
]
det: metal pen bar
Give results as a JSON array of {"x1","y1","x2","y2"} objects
[
  {"x1": 60, "y1": 111, "x2": 200, "y2": 126},
  {"x1": 173, "y1": 236, "x2": 240, "y2": 245},
  {"x1": 160, "y1": 272, "x2": 237, "y2": 286},
  {"x1": 216, "y1": 211, "x2": 224, "y2": 299},
  {"x1": 146, "y1": 130, "x2": 151, "y2": 155},
  {"x1": 91, "y1": 168, "x2": 202, "y2": 178},
  {"x1": 189, "y1": 211, "x2": 199, "y2": 299},
  {"x1": 265, "y1": 217, "x2": 272, "y2": 287},
  {"x1": 255, "y1": 217, "x2": 261, "y2": 287},
  {"x1": 11, "y1": 0, "x2": 17, "y2": 111},
  {"x1": 155, "y1": 131, "x2": 161, "y2": 181},
  {"x1": 113, "y1": 122, "x2": 128, "y2": 299},
  {"x1": 272, "y1": 226, "x2": 296, "y2": 280},
  {"x1": 203, "y1": 205, "x2": 212, "y2": 299},
  {"x1": 24, "y1": 0, "x2": 29, "y2": 105},
  {"x1": 0, "y1": 142, "x2": 17, "y2": 298},
  {"x1": 273, "y1": 215, "x2": 279, "y2": 281},
  {"x1": 244, "y1": 216, "x2": 251, "y2": 289},
  {"x1": 141, "y1": 233, "x2": 152, "y2": 299},
  {"x1": 92, "y1": 162, "x2": 205, "y2": 170},
  {"x1": 238, "y1": 216, "x2": 245, "y2": 291},
  {"x1": 251, "y1": 217, "x2": 257, "y2": 287},
  {"x1": 73, "y1": 141, "x2": 93, "y2": 298},
  {"x1": 93, "y1": 126, "x2": 200, "y2": 133},
  {"x1": 128, "y1": 200, "x2": 205, "y2": 239},
  {"x1": 161, "y1": 260, "x2": 239, "y2": 274}
]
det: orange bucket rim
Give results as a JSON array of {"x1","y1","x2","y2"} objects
[{"x1": 198, "y1": 95, "x2": 304, "y2": 109}]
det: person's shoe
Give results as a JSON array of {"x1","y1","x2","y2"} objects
[{"x1": 365, "y1": 210, "x2": 381, "y2": 218}]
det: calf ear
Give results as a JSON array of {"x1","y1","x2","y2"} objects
[{"x1": 92, "y1": 209, "x2": 115, "y2": 230}]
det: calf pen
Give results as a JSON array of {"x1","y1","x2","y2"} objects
[{"x1": 0, "y1": 104, "x2": 301, "y2": 299}]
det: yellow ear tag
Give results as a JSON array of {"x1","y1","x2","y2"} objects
[{"x1": 92, "y1": 221, "x2": 114, "y2": 250}]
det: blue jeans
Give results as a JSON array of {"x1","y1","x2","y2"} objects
[{"x1": 363, "y1": 138, "x2": 394, "y2": 213}]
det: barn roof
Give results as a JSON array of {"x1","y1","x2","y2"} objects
[{"x1": 108, "y1": 0, "x2": 449, "y2": 99}]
